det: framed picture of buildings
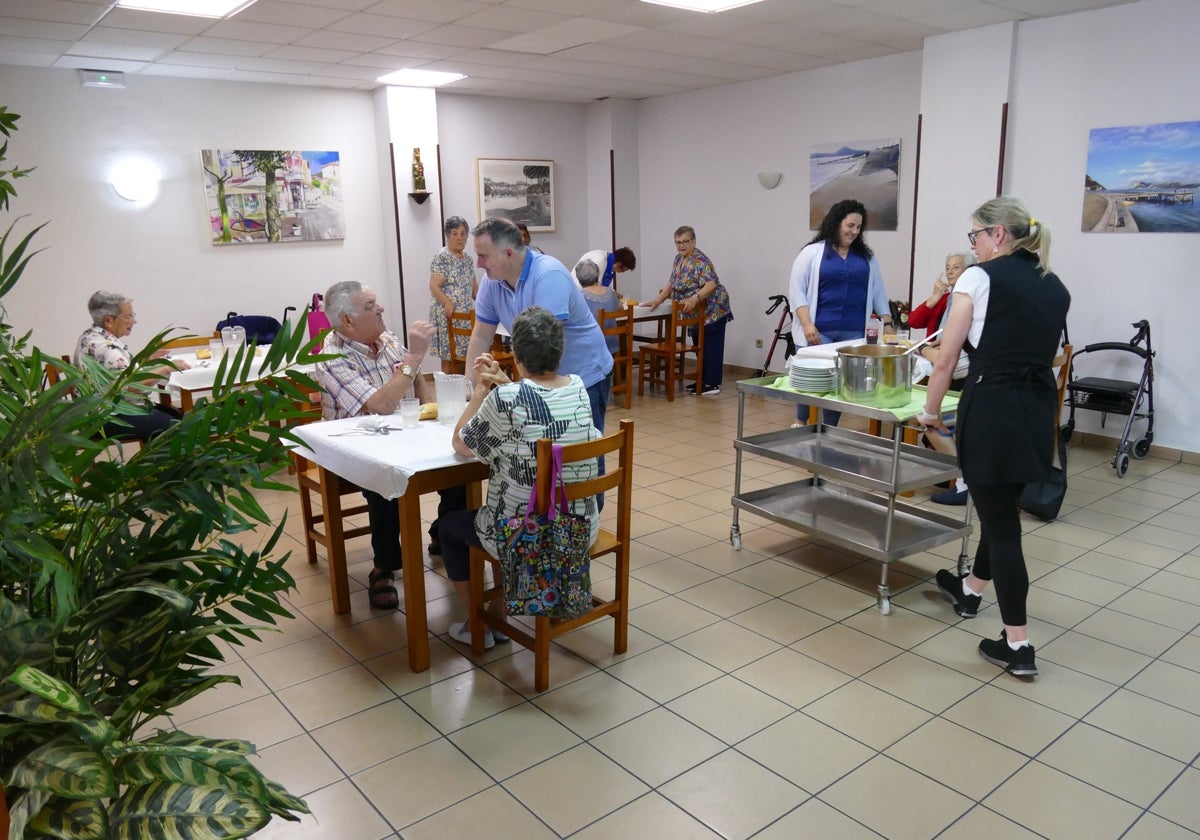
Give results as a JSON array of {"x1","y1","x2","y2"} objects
[
  {"x1": 201, "y1": 149, "x2": 344, "y2": 245},
  {"x1": 475, "y1": 158, "x2": 555, "y2": 233}
]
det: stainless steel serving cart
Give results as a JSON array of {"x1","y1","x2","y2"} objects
[{"x1": 731, "y1": 377, "x2": 973, "y2": 614}]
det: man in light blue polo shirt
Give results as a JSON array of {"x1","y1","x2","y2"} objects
[{"x1": 466, "y1": 217, "x2": 614, "y2": 436}]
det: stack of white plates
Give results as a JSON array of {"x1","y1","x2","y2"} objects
[{"x1": 789, "y1": 357, "x2": 840, "y2": 393}]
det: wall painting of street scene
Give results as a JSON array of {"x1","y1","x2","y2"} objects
[
  {"x1": 476, "y1": 158, "x2": 555, "y2": 233},
  {"x1": 202, "y1": 149, "x2": 345, "y2": 245},
  {"x1": 1082, "y1": 120, "x2": 1200, "y2": 233},
  {"x1": 810, "y1": 137, "x2": 900, "y2": 231}
]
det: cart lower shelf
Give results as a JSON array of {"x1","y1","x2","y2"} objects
[{"x1": 732, "y1": 479, "x2": 971, "y2": 563}]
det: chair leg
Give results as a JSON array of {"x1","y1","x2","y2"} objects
[
  {"x1": 468, "y1": 547, "x2": 488, "y2": 655},
  {"x1": 534, "y1": 615, "x2": 552, "y2": 693}
]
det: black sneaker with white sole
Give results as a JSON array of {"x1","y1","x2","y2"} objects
[
  {"x1": 978, "y1": 630, "x2": 1038, "y2": 677},
  {"x1": 685, "y1": 383, "x2": 698, "y2": 394},
  {"x1": 700, "y1": 384, "x2": 720, "y2": 395},
  {"x1": 935, "y1": 568, "x2": 981, "y2": 618}
]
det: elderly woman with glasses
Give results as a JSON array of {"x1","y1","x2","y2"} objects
[
  {"x1": 644, "y1": 225, "x2": 734, "y2": 396},
  {"x1": 920, "y1": 196, "x2": 1070, "y2": 679},
  {"x1": 429, "y1": 215, "x2": 479, "y2": 373}
]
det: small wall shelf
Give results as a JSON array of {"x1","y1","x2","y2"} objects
[{"x1": 408, "y1": 191, "x2": 430, "y2": 204}]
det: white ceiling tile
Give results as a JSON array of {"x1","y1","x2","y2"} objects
[
  {"x1": 1, "y1": 0, "x2": 106, "y2": 26},
  {"x1": 0, "y1": 34, "x2": 77, "y2": 53},
  {"x1": 328, "y1": 14, "x2": 438, "y2": 39},
  {"x1": 264, "y1": 43, "x2": 362, "y2": 63},
  {"x1": 456, "y1": 5, "x2": 574, "y2": 33},
  {"x1": 91, "y1": 8, "x2": 215, "y2": 36},
  {"x1": 0, "y1": 48, "x2": 58, "y2": 67},
  {"x1": 271, "y1": 0, "x2": 375, "y2": 10},
  {"x1": 52, "y1": 54, "x2": 148, "y2": 71},
  {"x1": 373, "y1": 40, "x2": 462, "y2": 60},
  {"x1": 410, "y1": 24, "x2": 504, "y2": 49},
  {"x1": 0, "y1": 17, "x2": 90, "y2": 40},
  {"x1": 205, "y1": 19, "x2": 317, "y2": 44},
  {"x1": 235, "y1": 1, "x2": 351, "y2": 28},
  {"x1": 179, "y1": 36, "x2": 274, "y2": 58},
  {"x1": 234, "y1": 56, "x2": 330, "y2": 74},
  {"x1": 333, "y1": 52, "x2": 416, "y2": 70},
  {"x1": 138, "y1": 63, "x2": 234, "y2": 79},
  {"x1": 306, "y1": 62, "x2": 386, "y2": 80},
  {"x1": 67, "y1": 41, "x2": 169, "y2": 62},
  {"x1": 364, "y1": 0, "x2": 492, "y2": 24},
  {"x1": 504, "y1": 0, "x2": 614, "y2": 13},
  {"x1": 80, "y1": 26, "x2": 192, "y2": 50},
  {"x1": 156, "y1": 51, "x2": 240, "y2": 68},
  {"x1": 293, "y1": 29, "x2": 398, "y2": 51},
  {"x1": 490, "y1": 18, "x2": 642, "y2": 55}
]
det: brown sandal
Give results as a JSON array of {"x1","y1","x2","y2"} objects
[{"x1": 367, "y1": 569, "x2": 399, "y2": 610}]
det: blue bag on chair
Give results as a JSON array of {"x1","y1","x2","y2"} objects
[{"x1": 216, "y1": 311, "x2": 282, "y2": 344}]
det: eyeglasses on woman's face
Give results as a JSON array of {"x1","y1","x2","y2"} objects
[{"x1": 967, "y1": 226, "x2": 995, "y2": 246}]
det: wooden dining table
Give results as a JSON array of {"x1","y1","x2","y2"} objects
[{"x1": 290, "y1": 416, "x2": 489, "y2": 673}]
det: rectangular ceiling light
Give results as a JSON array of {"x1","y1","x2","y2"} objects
[
  {"x1": 376, "y1": 69, "x2": 466, "y2": 88},
  {"x1": 640, "y1": 0, "x2": 765, "y2": 11},
  {"x1": 116, "y1": 0, "x2": 258, "y2": 18}
]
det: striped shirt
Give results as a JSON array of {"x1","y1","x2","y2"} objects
[{"x1": 316, "y1": 329, "x2": 405, "y2": 419}]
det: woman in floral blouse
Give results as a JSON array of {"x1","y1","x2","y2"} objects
[
  {"x1": 428, "y1": 216, "x2": 479, "y2": 373},
  {"x1": 645, "y1": 225, "x2": 734, "y2": 395}
]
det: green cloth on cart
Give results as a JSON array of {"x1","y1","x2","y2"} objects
[{"x1": 767, "y1": 376, "x2": 960, "y2": 421}]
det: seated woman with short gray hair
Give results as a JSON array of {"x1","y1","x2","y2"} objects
[
  {"x1": 576, "y1": 258, "x2": 621, "y2": 355},
  {"x1": 438, "y1": 306, "x2": 601, "y2": 649}
]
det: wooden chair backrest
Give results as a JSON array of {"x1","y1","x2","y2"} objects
[
  {"x1": 1053, "y1": 344, "x2": 1073, "y2": 415},
  {"x1": 534, "y1": 420, "x2": 633, "y2": 532},
  {"x1": 668, "y1": 300, "x2": 704, "y2": 348},
  {"x1": 161, "y1": 333, "x2": 220, "y2": 351},
  {"x1": 599, "y1": 305, "x2": 634, "y2": 409},
  {"x1": 447, "y1": 311, "x2": 475, "y2": 367}
]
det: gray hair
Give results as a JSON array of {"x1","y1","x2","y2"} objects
[
  {"x1": 472, "y1": 217, "x2": 525, "y2": 251},
  {"x1": 88, "y1": 290, "x2": 129, "y2": 326},
  {"x1": 510, "y1": 306, "x2": 563, "y2": 376},
  {"x1": 972, "y1": 195, "x2": 1052, "y2": 272},
  {"x1": 574, "y1": 259, "x2": 601, "y2": 287},
  {"x1": 946, "y1": 251, "x2": 977, "y2": 267},
  {"x1": 444, "y1": 215, "x2": 469, "y2": 236},
  {"x1": 324, "y1": 280, "x2": 369, "y2": 324}
]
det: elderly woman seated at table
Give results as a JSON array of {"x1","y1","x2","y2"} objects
[
  {"x1": 74, "y1": 289, "x2": 187, "y2": 441},
  {"x1": 439, "y1": 306, "x2": 601, "y2": 649}
]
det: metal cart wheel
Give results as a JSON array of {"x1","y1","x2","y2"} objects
[
  {"x1": 1131, "y1": 436, "x2": 1152, "y2": 459},
  {"x1": 730, "y1": 525, "x2": 742, "y2": 551},
  {"x1": 1061, "y1": 421, "x2": 1074, "y2": 443},
  {"x1": 1114, "y1": 451, "x2": 1130, "y2": 477}
]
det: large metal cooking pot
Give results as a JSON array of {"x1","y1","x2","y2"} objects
[{"x1": 836, "y1": 344, "x2": 913, "y2": 407}]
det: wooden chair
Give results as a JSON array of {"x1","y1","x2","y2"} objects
[
  {"x1": 468, "y1": 419, "x2": 634, "y2": 692},
  {"x1": 161, "y1": 332, "x2": 220, "y2": 351},
  {"x1": 44, "y1": 354, "x2": 145, "y2": 449},
  {"x1": 447, "y1": 310, "x2": 518, "y2": 379},
  {"x1": 637, "y1": 301, "x2": 704, "y2": 401},
  {"x1": 1054, "y1": 343, "x2": 1074, "y2": 428},
  {"x1": 599, "y1": 305, "x2": 634, "y2": 410}
]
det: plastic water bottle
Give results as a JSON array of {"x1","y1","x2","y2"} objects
[{"x1": 865, "y1": 316, "x2": 882, "y2": 345}]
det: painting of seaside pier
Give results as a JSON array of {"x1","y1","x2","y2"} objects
[
  {"x1": 1082, "y1": 120, "x2": 1200, "y2": 233},
  {"x1": 810, "y1": 137, "x2": 900, "y2": 231}
]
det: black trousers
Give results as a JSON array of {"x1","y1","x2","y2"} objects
[
  {"x1": 967, "y1": 482, "x2": 1028, "y2": 627},
  {"x1": 363, "y1": 484, "x2": 467, "y2": 573},
  {"x1": 104, "y1": 403, "x2": 181, "y2": 441}
]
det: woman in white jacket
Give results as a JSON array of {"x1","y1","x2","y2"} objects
[{"x1": 788, "y1": 199, "x2": 893, "y2": 424}]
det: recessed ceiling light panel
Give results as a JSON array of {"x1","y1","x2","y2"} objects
[
  {"x1": 376, "y1": 69, "x2": 466, "y2": 88},
  {"x1": 116, "y1": 0, "x2": 258, "y2": 19},
  {"x1": 640, "y1": 0, "x2": 765, "y2": 12}
]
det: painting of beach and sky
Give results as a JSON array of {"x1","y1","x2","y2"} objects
[
  {"x1": 809, "y1": 137, "x2": 900, "y2": 231},
  {"x1": 1082, "y1": 120, "x2": 1200, "y2": 233}
]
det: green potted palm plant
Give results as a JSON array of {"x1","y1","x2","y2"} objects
[{"x1": 0, "y1": 107, "x2": 315, "y2": 837}]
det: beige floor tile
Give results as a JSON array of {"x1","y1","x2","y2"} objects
[
  {"x1": 327, "y1": 611, "x2": 409, "y2": 660},
  {"x1": 630, "y1": 555, "x2": 719, "y2": 593},
  {"x1": 1020, "y1": 532, "x2": 1090, "y2": 566},
  {"x1": 1161, "y1": 633, "x2": 1200, "y2": 673},
  {"x1": 1110, "y1": 588, "x2": 1200, "y2": 632},
  {"x1": 790, "y1": 624, "x2": 904, "y2": 677},
  {"x1": 401, "y1": 786, "x2": 559, "y2": 840},
  {"x1": 447, "y1": 703, "x2": 580, "y2": 780},
  {"x1": 605, "y1": 642, "x2": 723, "y2": 702},
  {"x1": 637, "y1": 525, "x2": 720, "y2": 557},
  {"x1": 572, "y1": 792, "x2": 721, "y2": 839},
  {"x1": 1039, "y1": 630, "x2": 1153, "y2": 685},
  {"x1": 886, "y1": 717, "x2": 1026, "y2": 801},
  {"x1": 863, "y1": 652, "x2": 983, "y2": 713},
  {"x1": 820, "y1": 755, "x2": 973, "y2": 840},
  {"x1": 627, "y1": 593, "x2": 719, "y2": 641},
  {"x1": 590, "y1": 707, "x2": 725, "y2": 787},
  {"x1": 943, "y1": 685, "x2": 1074, "y2": 757},
  {"x1": 1084, "y1": 688, "x2": 1200, "y2": 762},
  {"x1": 676, "y1": 576, "x2": 773, "y2": 617},
  {"x1": 1073, "y1": 606, "x2": 1185, "y2": 655},
  {"x1": 361, "y1": 638, "x2": 473, "y2": 697},
  {"x1": 936, "y1": 805, "x2": 1044, "y2": 839},
  {"x1": 183, "y1": 694, "x2": 304, "y2": 751},
  {"x1": 684, "y1": 539, "x2": 768, "y2": 574},
  {"x1": 1034, "y1": 565, "x2": 1132, "y2": 606},
  {"x1": 1123, "y1": 522, "x2": 1200, "y2": 553},
  {"x1": 1148, "y1": 510, "x2": 1200, "y2": 537},
  {"x1": 310, "y1": 698, "x2": 439, "y2": 775},
  {"x1": 481, "y1": 642, "x2": 600, "y2": 697},
  {"x1": 1023, "y1": 585, "x2": 1102, "y2": 627},
  {"x1": 1138, "y1": 568, "x2": 1200, "y2": 605},
  {"x1": 1122, "y1": 813, "x2": 1200, "y2": 840},
  {"x1": 1064, "y1": 550, "x2": 1158, "y2": 586},
  {"x1": 666, "y1": 675, "x2": 792, "y2": 744},
  {"x1": 275, "y1": 664, "x2": 396, "y2": 732},
  {"x1": 353, "y1": 738, "x2": 493, "y2": 830},
  {"x1": 1151, "y1": 765, "x2": 1200, "y2": 834},
  {"x1": 1166, "y1": 553, "x2": 1200, "y2": 579},
  {"x1": 728, "y1": 598, "x2": 833, "y2": 644},
  {"x1": 246, "y1": 634, "x2": 357, "y2": 691},
  {"x1": 775, "y1": 541, "x2": 862, "y2": 577},
  {"x1": 1126, "y1": 660, "x2": 1200, "y2": 716},
  {"x1": 803, "y1": 681, "x2": 932, "y2": 750},
  {"x1": 401, "y1": 667, "x2": 525, "y2": 735},
  {"x1": 782, "y1": 578, "x2": 876, "y2": 621},
  {"x1": 753, "y1": 798, "x2": 883, "y2": 839},
  {"x1": 531, "y1": 671, "x2": 657, "y2": 739},
  {"x1": 673, "y1": 620, "x2": 781, "y2": 671},
  {"x1": 990, "y1": 656, "x2": 1117, "y2": 717},
  {"x1": 505, "y1": 744, "x2": 649, "y2": 836},
  {"x1": 171, "y1": 659, "x2": 269, "y2": 725},
  {"x1": 659, "y1": 749, "x2": 805, "y2": 840},
  {"x1": 841, "y1": 603, "x2": 950, "y2": 649},
  {"x1": 737, "y1": 712, "x2": 875, "y2": 794},
  {"x1": 250, "y1": 734, "x2": 344, "y2": 798},
  {"x1": 985, "y1": 761, "x2": 1141, "y2": 840},
  {"x1": 250, "y1": 779, "x2": 391, "y2": 840},
  {"x1": 727, "y1": 557, "x2": 821, "y2": 596},
  {"x1": 551, "y1": 619, "x2": 663, "y2": 668},
  {"x1": 1040, "y1": 722, "x2": 1185, "y2": 806},
  {"x1": 732, "y1": 648, "x2": 851, "y2": 709}
]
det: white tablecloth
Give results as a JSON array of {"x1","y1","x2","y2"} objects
[
  {"x1": 290, "y1": 416, "x2": 480, "y2": 499},
  {"x1": 167, "y1": 351, "x2": 315, "y2": 394}
]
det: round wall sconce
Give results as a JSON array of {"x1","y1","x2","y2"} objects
[
  {"x1": 757, "y1": 171, "x2": 783, "y2": 190},
  {"x1": 110, "y1": 157, "x2": 160, "y2": 203}
]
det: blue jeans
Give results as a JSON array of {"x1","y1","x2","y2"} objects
[
  {"x1": 586, "y1": 371, "x2": 613, "y2": 508},
  {"x1": 796, "y1": 329, "x2": 862, "y2": 425}
]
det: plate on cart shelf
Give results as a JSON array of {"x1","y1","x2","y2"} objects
[{"x1": 790, "y1": 358, "x2": 836, "y2": 370}]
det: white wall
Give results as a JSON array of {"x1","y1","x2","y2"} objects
[
  {"x1": 0, "y1": 66, "x2": 389, "y2": 354},
  {"x1": 633, "y1": 51, "x2": 923, "y2": 372},
  {"x1": 1003, "y1": 0, "x2": 1199, "y2": 451}
]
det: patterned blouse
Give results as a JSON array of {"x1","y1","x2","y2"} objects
[
  {"x1": 460, "y1": 375, "x2": 600, "y2": 558},
  {"x1": 429, "y1": 249, "x2": 476, "y2": 360},
  {"x1": 669, "y1": 248, "x2": 734, "y2": 326},
  {"x1": 75, "y1": 325, "x2": 132, "y2": 370},
  {"x1": 316, "y1": 329, "x2": 405, "y2": 420}
]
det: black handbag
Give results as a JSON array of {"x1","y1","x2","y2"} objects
[{"x1": 1020, "y1": 433, "x2": 1067, "y2": 521}]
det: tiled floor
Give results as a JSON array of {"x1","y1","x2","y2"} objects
[{"x1": 174, "y1": 384, "x2": 1200, "y2": 839}]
